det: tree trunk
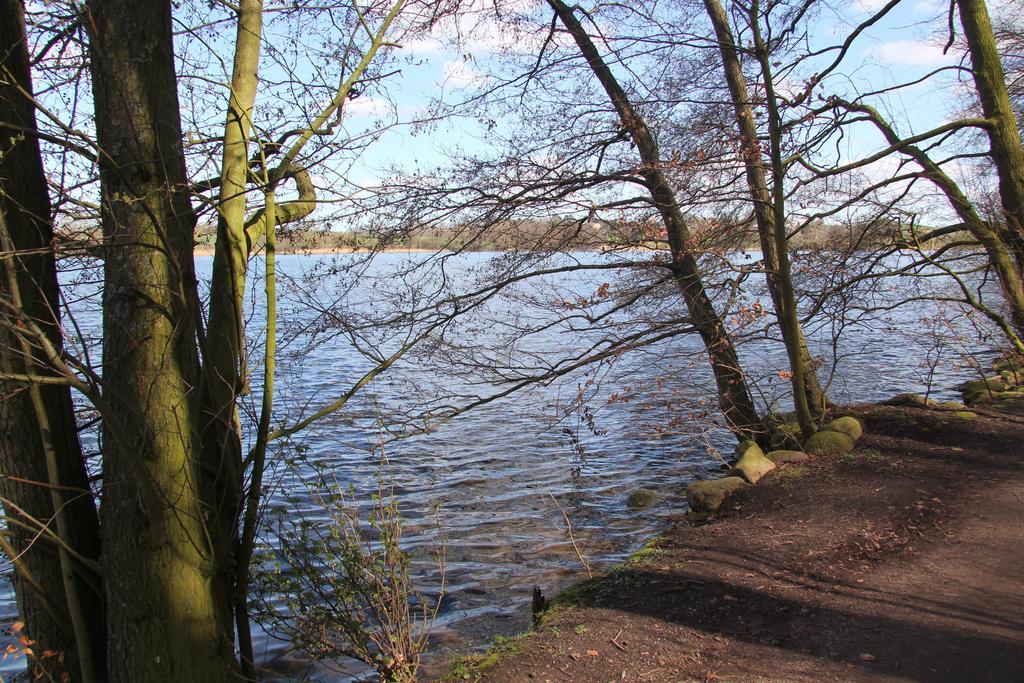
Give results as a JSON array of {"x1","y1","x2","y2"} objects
[
  {"x1": 703, "y1": 0, "x2": 826, "y2": 432},
  {"x1": 959, "y1": 0, "x2": 1024, "y2": 269},
  {"x1": 199, "y1": 0, "x2": 264, "y2": 651},
  {"x1": 548, "y1": 0, "x2": 761, "y2": 440},
  {"x1": 86, "y1": 0, "x2": 239, "y2": 678},
  {"x1": 0, "y1": 2, "x2": 105, "y2": 679}
]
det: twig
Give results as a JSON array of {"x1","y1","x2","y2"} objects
[{"x1": 550, "y1": 494, "x2": 592, "y2": 578}]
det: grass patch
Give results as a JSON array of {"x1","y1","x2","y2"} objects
[
  {"x1": 445, "y1": 633, "x2": 529, "y2": 680},
  {"x1": 775, "y1": 464, "x2": 808, "y2": 481},
  {"x1": 625, "y1": 537, "x2": 672, "y2": 567},
  {"x1": 859, "y1": 449, "x2": 887, "y2": 461}
]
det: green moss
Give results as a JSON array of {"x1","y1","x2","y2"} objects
[
  {"x1": 882, "y1": 393, "x2": 935, "y2": 407},
  {"x1": 549, "y1": 576, "x2": 601, "y2": 611},
  {"x1": 445, "y1": 632, "x2": 529, "y2": 679},
  {"x1": 626, "y1": 541, "x2": 671, "y2": 566},
  {"x1": 803, "y1": 429, "x2": 855, "y2": 456},
  {"x1": 964, "y1": 390, "x2": 986, "y2": 405},
  {"x1": 961, "y1": 376, "x2": 1009, "y2": 398},
  {"x1": 954, "y1": 411, "x2": 978, "y2": 419},
  {"x1": 686, "y1": 476, "x2": 750, "y2": 513},
  {"x1": 774, "y1": 465, "x2": 807, "y2": 481},
  {"x1": 626, "y1": 488, "x2": 657, "y2": 509},
  {"x1": 766, "y1": 450, "x2": 810, "y2": 464},
  {"x1": 823, "y1": 415, "x2": 863, "y2": 441},
  {"x1": 730, "y1": 441, "x2": 776, "y2": 484},
  {"x1": 734, "y1": 439, "x2": 761, "y2": 458}
]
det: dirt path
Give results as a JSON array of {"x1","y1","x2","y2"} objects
[{"x1": 458, "y1": 404, "x2": 1024, "y2": 682}]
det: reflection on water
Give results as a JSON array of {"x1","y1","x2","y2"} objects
[{"x1": 0, "y1": 251, "x2": 999, "y2": 679}]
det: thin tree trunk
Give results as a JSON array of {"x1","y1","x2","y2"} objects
[
  {"x1": 548, "y1": 0, "x2": 761, "y2": 440},
  {"x1": 86, "y1": 0, "x2": 238, "y2": 678},
  {"x1": 199, "y1": 0, "x2": 263, "y2": 650},
  {"x1": 959, "y1": 0, "x2": 1024, "y2": 269},
  {"x1": 703, "y1": 0, "x2": 825, "y2": 432},
  {"x1": 0, "y1": 2, "x2": 104, "y2": 678}
]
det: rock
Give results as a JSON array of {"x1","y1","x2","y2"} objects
[
  {"x1": 626, "y1": 488, "x2": 657, "y2": 509},
  {"x1": 803, "y1": 429, "x2": 855, "y2": 456},
  {"x1": 969, "y1": 387, "x2": 1024, "y2": 407},
  {"x1": 991, "y1": 356, "x2": 1024, "y2": 380},
  {"x1": 964, "y1": 391, "x2": 987, "y2": 406},
  {"x1": 686, "y1": 477, "x2": 750, "y2": 514},
  {"x1": 960, "y1": 376, "x2": 1008, "y2": 396},
  {"x1": 822, "y1": 415, "x2": 863, "y2": 441},
  {"x1": 734, "y1": 439, "x2": 760, "y2": 458},
  {"x1": 766, "y1": 450, "x2": 810, "y2": 464},
  {"x1": 881, "y1": 393, "x2": 934, "y2": 407},
  {"x1": 729, "y1": 441, "x2": 776, "y2": 484}
]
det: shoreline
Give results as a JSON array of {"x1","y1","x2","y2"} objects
[
  {"x1": 446, "y1": 393, "x2": 1024, "y2": 681},
  {"x1": 191, "y1": 245, "x2": 451, "y2": 256}
]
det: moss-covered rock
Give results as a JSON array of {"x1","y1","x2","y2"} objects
[
  {"x1": 729, "y1": 441, "x2": 776, "y2": 484},
  {"x1": 686, "y1": 477, "x2": 750, "y2": 514},
  {"x1": 881, "y1": 393, "x2": 934, "y2": 408},
  {"x1": 991, "y1": 353, "x2": 1023, "y2": 374},
  {"x1": 964, "y1": 391, "x2": 987, "y2": 406},
  {"x1": 626, "y1": 488, "x2": 657, "y2": 509},
  {"x1": 803, "y1": 429, "x2": 855, "y2": 456},
  {"x1": 734, "y1": 439, "x2": 759, "y2": 458},
  {"x1": 953, "y1": 411, "x2": 977, "y2": 419},
  {"x1": 960, "y1": 376, "x2": 1009, "y2": 397},
  {"x1": 822, "y1": 415, "x2": 863, "y2": 441},
  {"x1": 766, "y1": 450, "x2": 810, "y2": 464}
]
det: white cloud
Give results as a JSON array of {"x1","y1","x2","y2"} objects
[
  {"x1": 400, "y1": 0, "x2": 551, "y2": 60},
  {"x1": 439, "y1": 59, "x2": 490, "y2": 88},
  {"x1": 343, "y1": 96, "x2": 393, "y2": 118},
  {"x1": 866, "y1": 40, "x2": 955, "y2": 67},
  {"x1": 853, "y1": 0, "x2": 891, "y2": 11}
]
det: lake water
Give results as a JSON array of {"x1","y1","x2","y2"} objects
[{"x1": 0, "y1": 250, "x2": 1000, "y2": 679}]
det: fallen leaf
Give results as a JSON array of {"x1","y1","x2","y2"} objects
[{"x1": 586, "y1": 650, "x2": 599, "y2": 657}]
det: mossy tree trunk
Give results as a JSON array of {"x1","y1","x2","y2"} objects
[
  {"x1": 959, "y1": 0, "x2": 1024, "y2": 269},
  {"x1": 703, "y1": 0, "x2": 825, "y2": 436},
  {"x1": 547, "y1": 0, "x2": 761, "y2": 441},
  {"x1": 199, "y1": 0, "x2": 263, "y2": 652},
  {"x1": 0, "y1": 3, "x2": 105, "y2": 679},
  {"x1": 86, "y1": 0, "x2": 239, "y2": 678}
]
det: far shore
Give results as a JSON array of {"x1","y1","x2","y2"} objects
[
  {"x1": 192, "y1": 245, "x2": 451, "y2": 256},
  {"x1": 191, "y1": 244, "x2": 665, "y2": 256}
]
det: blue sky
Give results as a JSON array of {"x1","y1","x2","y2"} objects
[{"x1": 322, "y1": 0, "x2": 982, "y2": 211}]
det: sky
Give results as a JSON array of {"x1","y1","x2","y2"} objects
[
  {"x1": 23, "y1": 0, "x2": 1000, "y2": 227},
  {"x1": 312, "y1": 0, "x2": 985, "y2": 220}
]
